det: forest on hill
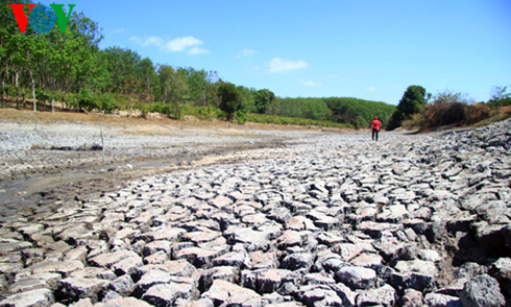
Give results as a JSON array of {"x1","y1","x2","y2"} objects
[
  {"x1": 0, "y1": 1, "x2": 397, "y2": 129},
  {"x1": 2, "y1": 2, "x2": 509, "y2": 130}
]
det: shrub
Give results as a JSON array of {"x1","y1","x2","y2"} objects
[
  {"x1": 98, "y1": 93, "x2": 127, "y2": 113},
  {"x1": 466, "y1": 103, "x2": 491, "y2": 125},
  {"x1": 182, "y1": 105, "x2": 222, "y2": 120},
  {"x1": 247, "y1": 113, "x2": 352, "y2": 129},
  {"x1": 149, "y1": 102, "x2": 173, "y2": 116},
  {"x1": 234, "y1": 109, "x2": 248, "y2": 124},
  {"x1": 78, "y1": 88, "x2": 99, "y2": 111},
  {"x1": 424, "y1": 102, "x2": 466, "y2": 129},
  {"x1": 422, "y1": 91, "x2": 471, "y2": 129},
  {"x1": 402, "y1": 113, "x2": 425, "y2": 130},
  {"x1": 386, "y1": 110, "x2": 405, "y2": 130},
  {"x1": 488, "y1": 86, "x2": 511, "y2": 108},
  {"x1": 218, "y1": 82, "x2": 242, "y2": 120}
]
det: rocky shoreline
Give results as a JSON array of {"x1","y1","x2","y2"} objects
[{"x1": 0, "y1": 117, "x2": 510, "y2": 307}]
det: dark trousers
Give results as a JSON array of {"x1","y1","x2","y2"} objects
[{"x1": 372, "y1": 129, "x2": 379, "y2": 141}]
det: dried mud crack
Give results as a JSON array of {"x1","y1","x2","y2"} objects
[{"x1": 0, "y1": 114, "x2": 510, "y2": 307}]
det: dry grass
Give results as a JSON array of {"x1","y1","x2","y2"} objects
[{"x1": 0, "y1": 108, "x2": 337, "y2": 132}]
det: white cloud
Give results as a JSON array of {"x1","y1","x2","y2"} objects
[
  {"x1": 269, "y1": 57, "x2": 309, "y2": 73},
  {"x1": 327, "y1": 73, "x2": 340, "y2": 78},
  {"x1": 188, "y1": 47, "x2": 210, "y2": 55},
  {"x1": 165, "y1": 36, "x2": 203, "y2": 52},
  {"x1": 300, "y1": 79, "x2": 322, "y2": 87},
  {"x1": 142, "y1": 36, "x2": 164, "y2": 47},
  {"x1": 368, "y1": 87, "x2": 377, "y2": 92},
  {"x1": 113, "y1": 28, "x2": 126, "y2": 34},
  {"x1": 129, "y1": 36, "x2": 142, "y2": 44},
  {"x1": 236, "y1": 49, "x2": 256, "y2": 58},
  {"x1": 132, "y1": 35, "x2": 208, "y2": 55}
]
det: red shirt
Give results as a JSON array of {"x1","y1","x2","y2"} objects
[{"x1": 372, "y1": 119, "x2": 381, "y2": 131}]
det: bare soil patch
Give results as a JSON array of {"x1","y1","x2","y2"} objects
[{"x1": 0, "y1": 109, "x2": 339, "y2": 217}]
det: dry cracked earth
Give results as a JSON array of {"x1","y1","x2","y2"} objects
[{"x1": 0, "y1": 114, "x2": 510, "y2": 307}]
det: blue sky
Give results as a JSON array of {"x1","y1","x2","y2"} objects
[{"x1": 39, "y1": 0, "x2": 511, "y2": 105}]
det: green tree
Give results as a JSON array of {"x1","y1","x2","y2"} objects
[
  {"x1": 187, "y1": 68, "x2": 208, "y2": 106},
  {"x1": 254, "y1": 89, "x2": 275, "y2": 114},
  {"x1": 488, "y1": 86, "x2": 511, "y2": 107},
  {"x1": 218, "y1": 82, "x2": 242, "y2": 120},
  {"x1": 0, "y1": 0, "x2": 25, "y2": 108},
  {"x1": 101, "y1": 47, "x2": 141, "y2": 95},
  {"x1": 137, "y1": 57, "x2": 158, "y2": 102},
  {"x1": 387, "y1": 85, "x2": 427, "y2": 130},
  {"x1": 158, "y1": 65, "x2": 189, "y2": 118}
]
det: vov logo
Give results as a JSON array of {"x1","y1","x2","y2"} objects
[{"x1": 9, "y1": 4, "x2": 75, "y2": 34}]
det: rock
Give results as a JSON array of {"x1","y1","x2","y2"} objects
[
  {"x1": 424, "y1": 293, "x2": 462, "y2": 307},
  {"x1": 454, "y1": 262, "x2": 487, "y2": 280},
  {"x1": 176, "y1": 298, "x2": 214, "y2": 307},
  {"x1": 303, "y1": 272, "x2": 336, "y2": 286},
  {"x1": 333, "y1": 242, "x2": 366, "y2": 262},
  {"x1": 137, "y1": 226, "x2": 185, "y2": 242},
  {"x1": 316, "y1": 233, "x2": 344, "y2": 247},
  {"x1": 459, "y1": 274, "x2": 506, "y2": 307},
  {"x1": 286, "y1": 216, "x2": 316, "y2": 231},
  {"x1": 174, "y1": 247, "x2": 220, "y2": 268},
  {"x1": 55, "y1": 277, "x2": 109, "y2": 304},
  {"x1": 97, "y1": 296, "x2": 152, "y2": 307},
  {"x1": 111, "y1": 255, "x2": 143, "y2": 276},
  {"x1": 314, "y1": 215, "x2": 341, "y2": 231},
  {"x1": 70, "y1": 267, "x2": 117, "y2": 281},
  {"x1": 372, "y1": 238, "x2": 405, "y2": 262},
  {"x1": 281, "y1": 253, "x2": 314, "y2": 271},
  {"x1": 490, "y1": 257, "x2": 511, "y2": 297},
  {"x1": 144, "y1": 251, "x2": 168, "y2": 265},
  {"x1": 261, "y1": 292, "x2": 292, "y2": 305},
  {"x1": 391, "y1": 259, "x2": 437, "y2": 291},
  {"x1": 275, "y1": 230, "x2": 303, "y2": 249},
  {"x1": 396, "y1": 244, "x2": 418, "y2": 261},
  {"x1": 356, "y1": 284, "x2": 396, "y2": 307},
  {"x1": 69, "y1": 298, "x2": 93, "y2": 307},
  {"x1": 0, "y1": 288, "x2": 53, "y2": 307},
  {"x1": 88, "y1": 250, "x2": 139, "y2": 269},
  {"x1": 242, "y1": 269, "x2": 299, "y2": 294},
  {"x1": 212, "y1": 251, "x2": 249, "y2": 268},
  {"x1": 376, "y1": 204, "x2": 409, "y2": 223},
  {"x1": 201, "y1": 280, "x2": 262, "y2": 307},
  {"x1": 133, "y1": 270, "x2": 172, "y2": 297},
  {"x1": 398, "y1": 288, "x2": 423, "y2": 307},
  {"x1": 225, "y1": 227, "x2": 270, "y2": 252},
  {"x1": 54, "y1": 223, "x2": 96, "y2": 244},
  {"x1": 142, "y1": 241, "x2": 171, "y2": 257},
  {"x1": 65, "y1": 246, "x2": 89, "y2": 262},
  {"x1": 164, "y1": 259, "x2": 198, "y2": 277},
  {"x1": 108, "y1": 275, "x2": 134, "y2": 296},
  {"x1": 142, "y1": 282, "x2": 198, "y2": 307},
  {"x1": 418, "y1": 249, "x2": 442, "y2": 262},
  {"x1": 199, "y1": 266, "x2": 239, "y2": 292},
  {"x1": 335, "y1": 266, "x2": 377, "y2": 290},
  {"x1": 7, "y1": 277, "x2": 47, "y2": 294},
  {"x1": 295, "y1": 284, "x2": 356, "y2": 307},
  {"x1": 182, "y1": 230, "x2": 222, "y2": 245},
  {"x1": 249, "y1": 251, "x2": 279, "y2": 270},
  {"x1": 357, "y1": 221, "x2": 403, "y2": 239},
  {"x1": 0, "y1": 240, "x2": 33, "y2": 256},
  {"x1": 349, "y1": 252, "x2": 383, "y2": 268}
]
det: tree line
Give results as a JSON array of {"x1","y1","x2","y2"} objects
[
  {"x1": 1, "y1": 1, "x2": 399, "y2": 128},
  {"x1": 387, "y1": 85, "x2": 511, "y2": 131}
]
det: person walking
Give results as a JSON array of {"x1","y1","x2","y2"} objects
[{"x1": 371, "y1": 116, "x2": 381, "y2": 141}]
